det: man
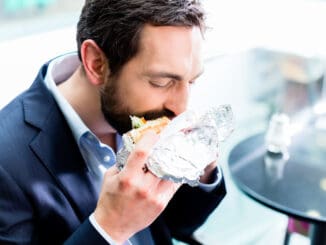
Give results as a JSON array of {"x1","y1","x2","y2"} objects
[{"x1": 0, "y1": 0, "x2": 226, "y2": 244}]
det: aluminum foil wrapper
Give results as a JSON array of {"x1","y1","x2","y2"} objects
[{"x1": 116, "y1": 104, "x2": 234, "y2": 186}]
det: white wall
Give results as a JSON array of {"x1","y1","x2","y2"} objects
[
  {"x1": 1, "y1": 0, "x2": 326, "y2": 108},
  {"x1": 0, "y1": 26, "x2": 76, "y2": 107},
  {"x1": 203, "y1": 0, "x2": 326, "y2": 58}
]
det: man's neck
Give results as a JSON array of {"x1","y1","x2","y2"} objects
[
  {"x1": 58, "y1": 65, "x2": 117, "y2": 149},
  {"x1": 98, "y1": 134, "x2": 117, "y2": 152}
]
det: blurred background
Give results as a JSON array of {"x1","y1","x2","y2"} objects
[
  {"x1": 1, "y1": 0, "x2": 326, "y2": 244},
  {"x1": 0, "y1": 0, "x2": 82, "y2": 41}
]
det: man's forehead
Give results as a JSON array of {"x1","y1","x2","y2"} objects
[
  {"x1": 136, "y1": 24, "x2": 203, "y2": 71},
  {"x1": 139, "y1": 24, "x2": 203, "y2": 47}
]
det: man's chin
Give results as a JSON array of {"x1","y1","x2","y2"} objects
[{"x1": 104, "y1": 116, "x2": 131, "y2": 135}]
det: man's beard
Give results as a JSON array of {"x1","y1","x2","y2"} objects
[{"x1": 100, "y1": 78, "x2": 175, "y2": 135}]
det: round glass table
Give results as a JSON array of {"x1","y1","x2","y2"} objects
[{"x1": 228, "y1": 127, "x2": 326, "y2": 245}]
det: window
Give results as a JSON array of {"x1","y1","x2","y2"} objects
[{"x1": 0, "y1": 0, "x2": 84, "y2": 41}]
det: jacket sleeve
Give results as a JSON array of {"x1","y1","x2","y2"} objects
[
  {"x1": 161, "y1": 168, "x2": 227, "y2": 242},
  {"x1": 64, "y1": 219, "x2": 109, "y2": 245}
]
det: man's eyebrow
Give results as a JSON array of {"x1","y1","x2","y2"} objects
[{"x1": 144, "y1": 69, "x2": 204, "y2": 81}]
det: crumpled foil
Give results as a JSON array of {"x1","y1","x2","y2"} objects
[{"x1": 116, "y1": 104, "x2": 234, "y2": 186}]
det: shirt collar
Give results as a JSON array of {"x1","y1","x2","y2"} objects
[
  {"x1": 44, "y1": 52, "x2": 118, "y2": 142},
  {"x1": 44, "y1": 52, "x2": 89, "y2": 142}
]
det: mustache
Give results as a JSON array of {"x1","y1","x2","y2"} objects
[{"x1": 136, "y1": 109, "x2": 175, "y2": 121}]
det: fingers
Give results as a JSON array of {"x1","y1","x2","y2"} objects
[
  {"x1": 96, "y1": 131, "x2": 180, "y2": 242},
  {"x1": 200, "y1": 160, "x2": 218, "y2": 184},
  {"x1": 124, "y1": 130, "x2": 159, "y2": 172},
  {"x1": 115, "y1": 129, "x2": 179, "y2": 203},
  {"x1": 104, "y1": 165, "x2": 119, "y2": 177},
  {"x1": 156, "y1": 180, "x2": 182, "y2": 204}
]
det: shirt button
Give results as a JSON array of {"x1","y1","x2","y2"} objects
[{"x1": 103, "y1": 156, "x2": 111, "y2": 162}]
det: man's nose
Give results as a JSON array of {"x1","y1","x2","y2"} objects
[{"x1": 164, "y1": 83, "x2": 190, "y2": 116}]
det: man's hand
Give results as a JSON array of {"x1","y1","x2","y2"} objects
[
  {"x1": 94, "y1": 130, "x2": 181, "y2": 244},
  {"x1": 199, "y1": 161, "x2": 217, "y2": 184}
]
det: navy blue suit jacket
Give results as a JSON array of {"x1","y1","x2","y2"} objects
[{"x1": 0, "y1": 61, "x2": 226, "y2": 245}]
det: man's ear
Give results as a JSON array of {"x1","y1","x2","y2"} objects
[{"x1": 80, "y1": 40, "x2": 109, "y2": 85}]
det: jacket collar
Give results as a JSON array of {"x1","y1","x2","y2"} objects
[{"x1": 23, "y1": 63, "x2": 98, "y2": 221}]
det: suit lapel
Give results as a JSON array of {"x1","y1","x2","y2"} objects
[{"x1": 24, "y1": 66, "x2": 98, "y2": 222}]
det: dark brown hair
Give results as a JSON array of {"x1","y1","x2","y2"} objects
[{"x1": 77, "y1": 0, "x2": 206, "y2": 76}]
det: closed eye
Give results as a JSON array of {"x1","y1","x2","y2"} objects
[{"x1": 149, "y1": 80, "x2": 175, "y2": 88}]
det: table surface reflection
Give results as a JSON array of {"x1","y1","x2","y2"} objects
[{"x1": 228, "y1": 127, "x2": 326, "y2": 223}]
